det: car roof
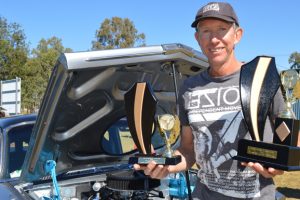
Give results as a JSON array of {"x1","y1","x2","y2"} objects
[{"x1": 0, "y1": 114, "x2": 37, "y2": 130}]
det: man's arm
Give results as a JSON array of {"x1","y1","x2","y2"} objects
[{"x1": 133, "y1": 125, "x2": 195, "y2": 179}]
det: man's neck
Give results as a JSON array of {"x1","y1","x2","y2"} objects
[{"x1": 208, "y1": 58, "x2": 242, "y2": 77}]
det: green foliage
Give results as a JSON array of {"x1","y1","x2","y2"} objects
[
  {"x1": 23, "y1": 37, "x2": 72, "y2": 113},
  {"x1": 0, "y1": 15, "x2": 144, "y2": 113},
  {"x1": 289, "y1": 52, "x2": 300, "y2": 69},
  {"x1": 0, "y1": 17, "x2": 29, "y2": 80},
  {"x1": 92, "y1": 17, "x2": 145, "y2": 50},
  {"x1": 22, "y1": 59, "x2": 45, "y2": 113}
]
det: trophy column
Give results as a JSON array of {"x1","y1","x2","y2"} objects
[{"x1": 274, "y1": 69, "x2": 300, "y2": 147}]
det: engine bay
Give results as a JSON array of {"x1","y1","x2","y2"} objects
[
  {"x1": 20, "y1": 167, "x2": 196, "y2": 200},
  {"x1": 22, "y1": 172, "x2": 161, "y2": 199}
]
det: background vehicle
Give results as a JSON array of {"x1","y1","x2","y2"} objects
[{"x1": 0, "y1": 114, "x2": 37, "y2": 180}]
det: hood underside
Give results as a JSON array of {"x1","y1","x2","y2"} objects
[{"x1": 21, "y1": 43, "x2": 208, "y2": 182}]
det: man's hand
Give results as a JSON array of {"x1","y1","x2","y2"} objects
[
  {"x1": 133, "y1": 126, "x2": 195, "y2": 179},
  {"x1": 133, "y1": 161, "x2": 171, "y2": 179},
  {"x1": 241, "y1": 162, "x2": 284, "y2": 178}
]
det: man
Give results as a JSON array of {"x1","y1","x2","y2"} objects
[{"x1": 134, "y1": 2, "x2": 284, "y2": 199}]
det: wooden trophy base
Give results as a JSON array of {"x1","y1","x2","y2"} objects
[
  {"x1": 234, "y1": 139, "x2": 300, "y2": 171},
  {"x1": 129, "y1": 154, "x2": 181, "y2": 165}
]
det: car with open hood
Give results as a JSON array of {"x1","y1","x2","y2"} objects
[{"x1": 0, "y1": 43, "x2": 208, "y2": 199}]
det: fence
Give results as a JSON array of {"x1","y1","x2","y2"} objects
[{"x1": 0, "y1": 77, "x2": 21, "y2": 115}]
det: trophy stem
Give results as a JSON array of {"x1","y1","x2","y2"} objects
[
  {"x1": 162, "y1": 131, "x2": 173, "y2": 158},
  {"x1": 279, "y1": 101, "x2": 296, "y2": 119},
  {"x1": 164, "y1": 143, "x2": 173, "y2": 158}
]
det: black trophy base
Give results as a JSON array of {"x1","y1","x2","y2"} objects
[
  {"x1": 129, "y1": 154, "x2": 181, "y2": 165},
  {"x1": 234, "y1": 139, "x2": 300, "y2": 171}
]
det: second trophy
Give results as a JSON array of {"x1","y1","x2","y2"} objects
[{"x1": 125, "y1": 82, "x2": 181, "y2": 165}]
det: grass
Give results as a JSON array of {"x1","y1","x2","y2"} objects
[{"x1": 274, "y1": 171, "x2": 300, "y2": 200}]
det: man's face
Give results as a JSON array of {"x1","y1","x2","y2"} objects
[{"x1": 195, "y1": 18, "x2": 242, "y2": 67}]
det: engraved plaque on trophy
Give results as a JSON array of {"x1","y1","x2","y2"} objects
[
  {"x1": 125, "y1": 82, "x2": 181, "y2": 165},
  {"x1": 234, "y1": 56, "x2": 300, "y2": 171}
]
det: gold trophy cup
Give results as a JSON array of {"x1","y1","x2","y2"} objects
[{"x1": 157, "y1": 114, "x2": 180, "y2": 158}]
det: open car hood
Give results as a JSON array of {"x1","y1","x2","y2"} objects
[{"x1": 21, "y1": 43, "x2": 208, "y2": 182}]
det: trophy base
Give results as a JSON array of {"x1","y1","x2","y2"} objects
[
  {"x1": 234, "y1": 155, "x2": 300, "y2": 171},
  {"x1": 234, "y1": 139, "x2": 300, "y2": 171},
  {"x1": 129, "y1": 154, "x2": 181, "y2": 165}
]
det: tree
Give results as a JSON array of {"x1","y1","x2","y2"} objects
[
  {"x1": 22, "y1": 37, "x2": 72, "y2": 113},
  {"x1": 22, "y1": 58, "x2": 45, "y2": 113},
  {"x1": 31, "y1": 37, "x2": 72, "y2": 82},
  {"x1": 92, "y1": 17, "x2": 145, "y2": 50},
  {"x1": 0, "y1": 17, "x2": 29, "y2": 80},
  {"x1": 0, "y1": 17, "x2": 72, "y2": 113},
  {"x1": 289, "y1": 51, "x2": 300, "y2": 69}
]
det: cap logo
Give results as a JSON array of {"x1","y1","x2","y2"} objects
[{"x1": 203, "y1": 3, "x2": 220, "y2": 13}]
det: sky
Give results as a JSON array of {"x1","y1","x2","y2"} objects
[{"x1": 0, "y1": 0, "x2": 299, "y2": 71}]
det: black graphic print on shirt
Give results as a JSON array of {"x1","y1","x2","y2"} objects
[{"x1": 184, "y1": 85, "x2": 261, "y2": 198}]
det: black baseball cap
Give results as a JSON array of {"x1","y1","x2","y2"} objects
[{"x1": 191, "y1": 2, "x2": 239, "y2": 27}]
